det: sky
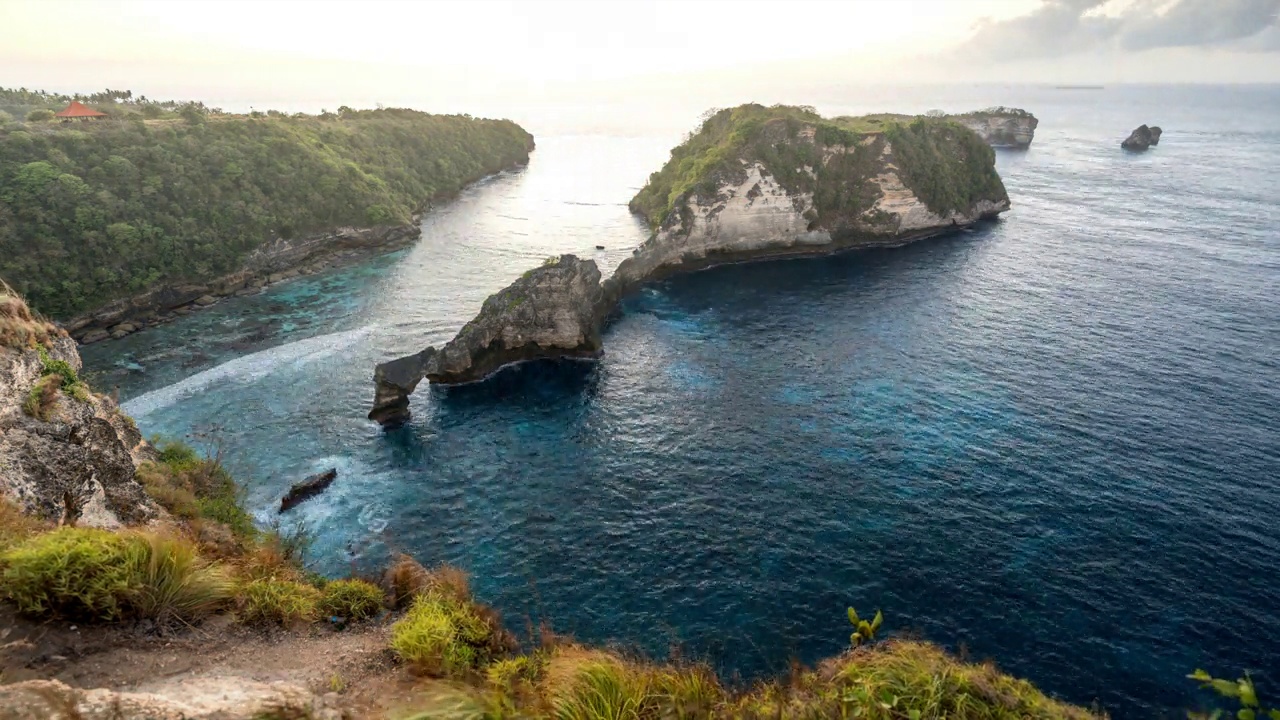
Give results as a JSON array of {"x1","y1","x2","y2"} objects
[{"x1": 1, "y1": 0, "x2": 1277, "y2": 114}]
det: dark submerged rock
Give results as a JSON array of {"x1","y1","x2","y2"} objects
[{"x1": 279, "y1": 468, "x2": 338, "y2": 513}]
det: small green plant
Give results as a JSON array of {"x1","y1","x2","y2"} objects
[
  {"x1": 390, "y1": 592, "x2": 497, "y2": 676},
  {"x1": 848, "y1": 607, "x2": 884, "y2": 648},
  {"x1": 1188, "y1": 669, "x2": 1280, "y2": 720},
  {"x1": 318, "y1": 578, "x2": 384, "y2": 621},
  {"x1": 36, "y1": 346, "x2": 89, "y2": 402},
  {"x1": 327, "y1": 673, "x2": 346, "y2": 693},
  {"x1": 237, "y1": 578, "x2": 321, "y2": 626}
]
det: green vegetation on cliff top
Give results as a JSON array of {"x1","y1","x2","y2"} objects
[
  {"x1": 629, "y1": 103, "x2": 1006, "y2": 231},
  {"x1": 0, "y1": 89, "x2": 534, "y2": 318}
]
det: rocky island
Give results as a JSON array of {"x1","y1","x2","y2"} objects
[
  {"x1": 1122, "y1": 124, "x2": 1163, "y2": 151},
  {"x1": 370, "y1": 104, "x2": 1011, "y2": 425}
]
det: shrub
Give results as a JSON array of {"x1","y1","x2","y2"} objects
[
  {"x1": 0, "y1": 527, "x2": 138, "y2": 620},
  {"x1": 140, "y1": 439, "x2": 256, "y2": 540},
  {"x1": 318, "y1": 578, "x2": 384, "y2": 621},
  {"x1": 820, "y1": 640, "x2": 1098, "y2": 720},
  {"x1": 237, "y1": 578, "x2": 321, "y2": 626},
  {"x1": 390, "y1": 592, "x2": 500, "y2": 676},
  {"x1": 126, "y1": 532, "x2": 233, "y2": 624},
  {"x1": 35, "y1": 346, "x2": 89, "y2": 401},
  {"x1": 382, "y1": 556, "x2": 472, "y2": 609},
  {"x1": 25, "y1": 108, "x2": 55, "y2": 122}
]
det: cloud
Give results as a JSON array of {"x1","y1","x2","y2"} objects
[
  {"x1": 957, "y1": 0, "x2": 1280, "y2": 60},
  {"x1": 1122, "y1": 0, "x2": 1280, "y2": 50}
]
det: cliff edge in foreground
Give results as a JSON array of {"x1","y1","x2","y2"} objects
[
  {"x1": 0, "y1": 288, "x2": 156, "y2": 526},
  {"x1": 371, "y1": 104, "x2": 1011, "y2": 425}
]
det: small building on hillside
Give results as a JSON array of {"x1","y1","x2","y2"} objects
[{"x1": 55, "y1": 101, "x2": 108, "y2": 121}]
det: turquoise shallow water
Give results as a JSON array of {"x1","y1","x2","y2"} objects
[{"x1": 82, "y1": 86, "x2": 1280, "y2": 718}]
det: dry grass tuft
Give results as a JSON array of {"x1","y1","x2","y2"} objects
[{"x1": 0, "y1": 281, "x2": 63, "y2": 350}]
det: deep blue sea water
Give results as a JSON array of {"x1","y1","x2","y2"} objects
[{"x1": 81, "y1": 86, "x2": 1280, "y2": 718}]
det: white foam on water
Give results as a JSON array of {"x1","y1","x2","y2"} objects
[{"x1": 123, "y1": 326, "x2": 376, "y2": 419}]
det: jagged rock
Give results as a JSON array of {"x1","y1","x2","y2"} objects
[
  {"x1": 1122, "y1": 124, "x2": 1162, "y2": 151},
  {"x1": 949, "y1": 107, "x2": 1039, "y2": 148},
  {"x1": 0, "y1": 677, "x2": 349, "y2": 720},
  {"x1": 0, "y1": 337, "x2": 157, "y2": 526},
  {"x1": 195, "y1": 294, "x2": 217, "y2": 306},
  {"x1": 371, "y1": 105, "x2": 1010, "y2": 426},
  {"x1": 370, "y1": 256, "x2": 608, "y2": 425},
  {"x1": 279, "y1": 468, "x2": 339, "y2": 513}
]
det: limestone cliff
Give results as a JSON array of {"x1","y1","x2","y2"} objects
[
  {"x1": 370, "y1": 105, "x2": 1010, "y2": 425},
  {"x1": 948, "y1": 108, "x2": 1039, "y2": 149},
  {"x1": 0, "y1": 292, "x2": 156, "y2": 526}
]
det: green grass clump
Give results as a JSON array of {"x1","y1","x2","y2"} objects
[
  {"x1": 547, "y1": 653, "x2": 650, "y2": 720},
  {"x1": 126, "y1": 532, "x2": 234, "y2": 624},
  {"x1": 391, "y1": 591, "x2": 500, "y2": 676},
  {"x1": 237, "y1": 577, "x2": 321, "y2": 626},
  {"x1": 0, "y1": 527, "x2": 138, "y2": 620},
  {"x1": 318, "y1": 578, "x2": 384, "y2": 621},
  {"x1": 0, "y1": 527, "x2": 234, "y2": 624}
]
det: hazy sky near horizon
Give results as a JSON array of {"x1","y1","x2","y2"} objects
[{"x1": 2, "y1": 0, "x2": 1277, "y2": 112}]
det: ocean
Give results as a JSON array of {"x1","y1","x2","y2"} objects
[{"x1": 80, "y1": 85, "x2": 1280, "y2": 718}]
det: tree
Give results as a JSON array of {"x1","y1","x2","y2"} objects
[
  {"x1": 25, "y1": 108, "x2": 55, "y2": 122},
  {"x1": 179, "y1": 103, "x2": 205, "y2": 125}
]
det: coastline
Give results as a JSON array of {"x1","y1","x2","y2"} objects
[{"x1": 62, "y1": 164, "x2": 529, "y2": 346}]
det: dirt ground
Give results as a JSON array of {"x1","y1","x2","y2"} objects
[{"x1": 0, "y1": 606, "x2": 442, "y2": 717}]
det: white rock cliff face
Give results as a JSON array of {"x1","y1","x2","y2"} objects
[
  {"x1": 613, "y1": 138, "x2": 1009, "y2": 288},
  {"x1": 952, "y1": 114, "x2": 1038, "y2": 149},
  {"x1": 0, "y1": 338, "x2": 156, "y2": 526}
]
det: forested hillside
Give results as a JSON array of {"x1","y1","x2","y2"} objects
[{"x1": 0, "y1": 97, "x2": 534, "y2": 318}]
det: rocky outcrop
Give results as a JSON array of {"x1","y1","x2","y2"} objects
[
  {"x1": 370, "y1": 256, "x2": 608, "y2": 425},
  {"x1": 0, "y1": 336, "x2": 157, "y2": 527},
  {"x1": 1122, "y1": 125, "x2": 1163, "y2": 151},
  {"x1": 370, "y1": 105, "x2": 1011, "y2": 425},
  {"x1": 949, "y1": 108, "x2": 1039, "y2": 148},
  {"x1": 0, "y1": 678, "x2": 348, "y2": 720},
  {"x1": 64, "y1": 222, "x2": 424, "y2": 344},
  {"x1": 280, "y1": 468, "x2": 338, "y2": 513}
]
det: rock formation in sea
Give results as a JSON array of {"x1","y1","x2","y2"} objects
[
  {"x1": 1122, "y1": 125, "x2": 1163, "y2": 151},
  {"x1": 369, "y1": 256, "x2": 608, "y2": 424},
  {"x1": 948, "y1": 107, "x2": 1039, "y2": 148},
  {"x1": 370, "y1": 104, "x2": 1011, "y2": 425},
  {"x1": 0, "y1": 293, "x2": 157, "y2": 526}
]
